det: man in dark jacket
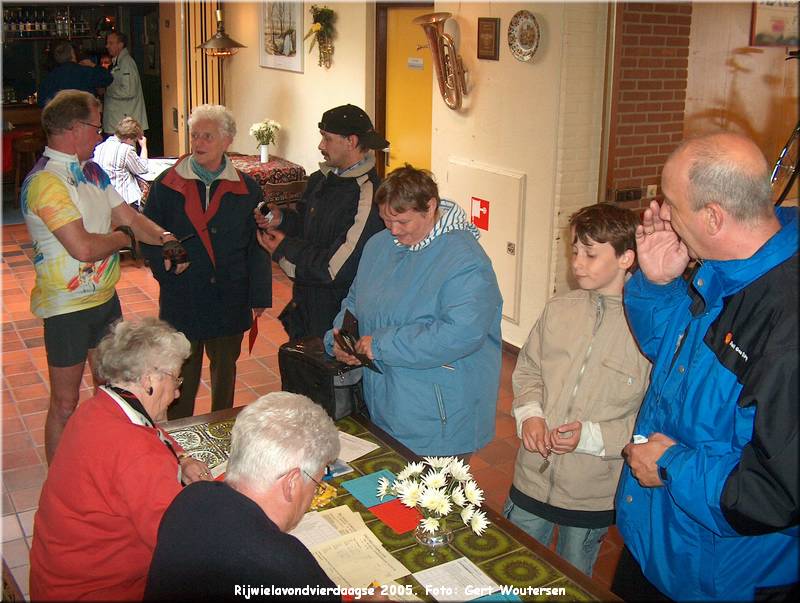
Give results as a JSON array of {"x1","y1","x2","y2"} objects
[
  {"x1": 145, "y1": 392, "x2": 341, "y2": 601},
  {"x1": 141, "y1": 104, "x2": 270, "y2": 419},
  {"x1": 38, "y1": 40, "x2": 113, "y2": 107},
  {"x1": 257, "y1": 104, "x2": 386, "y2": 338}
]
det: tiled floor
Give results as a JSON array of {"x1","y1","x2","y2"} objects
[{"x1": 1, "y1": 221, "x2": 622, "y2": 597}]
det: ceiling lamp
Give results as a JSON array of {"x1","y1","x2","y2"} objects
[{"x1": 198, "y1": 9, "x2": 245, "y2": 58}]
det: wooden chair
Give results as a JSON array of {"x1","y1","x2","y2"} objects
[
  {"x1": 263, "y1": 178, "x2": 308, "y2": 206},
  {"x1": 13, "y1": 134, "x2": 45, "y2": 207}
]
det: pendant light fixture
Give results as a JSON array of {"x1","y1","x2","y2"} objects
[{"x1": 198, "y1": 9, "x2": 245, "y2": 58}]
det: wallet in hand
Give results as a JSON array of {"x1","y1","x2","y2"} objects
[{"x1": 334, "y1": 310, "x2": 382, "y2": 373}]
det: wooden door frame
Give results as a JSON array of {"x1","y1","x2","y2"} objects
[{"x1": 375, "y1": 1, "x2": 433, "y2": 179}]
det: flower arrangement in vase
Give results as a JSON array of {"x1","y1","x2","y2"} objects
[
  {"x1": 377, "y1": 456, "x2": 489, "y2": 548},
  {"x1": 249, "y1": 119, "x2": 281, "y2": 162},
  {"x1": 304, "y1": 5, "x2": 336, "y2": 68}
]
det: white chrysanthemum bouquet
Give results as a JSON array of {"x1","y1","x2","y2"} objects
[
  {"x1": 377, "y1": 456, "x2": 489, "y2": 536},
  {"x1": 249, "y1": 119, "x2": 281, "y2": 148}
]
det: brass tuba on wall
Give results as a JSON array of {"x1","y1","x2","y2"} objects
[{"x1": 414, "y1": 12, "x2": 468, "y2": 111}]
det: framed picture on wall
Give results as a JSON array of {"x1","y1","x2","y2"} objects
[
  {"x1": 750, "y1": 1, "x2": 799, "y2": 47},
  {"x1": 477, "y1": 17, "x2": 501, "y2": 60},
  {"x1": 260, "y1": 1, "x2": 303, "y2": 72}
]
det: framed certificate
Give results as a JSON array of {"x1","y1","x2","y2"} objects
[{"x1": 477, "y1": 17, "x2": 500, "y2": 61}]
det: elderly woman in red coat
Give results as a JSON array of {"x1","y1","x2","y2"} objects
[{"x1": 29, "y1": 317, "x2": 211, "y2": 601}]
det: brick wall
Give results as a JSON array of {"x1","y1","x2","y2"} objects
[{"x1": 608, "y1": 2, "x2": 692, "y2": 212}]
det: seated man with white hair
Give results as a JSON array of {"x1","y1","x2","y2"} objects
[{"x1": 144, "y1": 392, "x2": 340, "y2": 601}]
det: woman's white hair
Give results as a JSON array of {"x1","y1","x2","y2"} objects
[
  {"x1": 188, "y1": 104, "x2": 236, "y2": 138},
  {"x1": 225, "y1": 392, "x2": 340, "y2": 494},
  {"x1": 95, "y1": 317, "x2": 191, "y2": 386}
]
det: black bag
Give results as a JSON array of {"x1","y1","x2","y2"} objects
[{"x1": 278, "y1": 337, "x2": 364, "y2": 420}]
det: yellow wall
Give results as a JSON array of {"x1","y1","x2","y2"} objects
[{"x1": 386, "y1": 6, "x2": 433, "y2": 170}]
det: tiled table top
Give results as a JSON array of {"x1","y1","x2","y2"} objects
[{"x1": 164, "y1": 408, "x2": 619, "y2": 602}]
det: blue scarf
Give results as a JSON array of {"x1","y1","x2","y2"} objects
[{"x1": 190, "y1": 155, "x2": 227, "y2": 186}]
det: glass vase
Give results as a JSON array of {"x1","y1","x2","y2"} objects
[
  {"x1": 414, "y1": 521, "x2": 453, "y2": 549},
  {"x1": 318, "y1": 35, "x2": 333, "y2": 68}
]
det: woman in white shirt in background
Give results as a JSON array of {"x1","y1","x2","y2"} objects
[{"x1": 93, "y1": 116, "x2": 148, "y2": 211}]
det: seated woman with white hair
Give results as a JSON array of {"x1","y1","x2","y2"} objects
[
  {"x1": 29, "y1": 317, "x2": 212, "y2": 601},
  {"x1": 145, "y1": 392, "x2": 341, "y2": 600}
]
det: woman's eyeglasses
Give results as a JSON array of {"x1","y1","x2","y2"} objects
[{"x1": 159, "y1": 370, "x2": 184, "y2": 388}]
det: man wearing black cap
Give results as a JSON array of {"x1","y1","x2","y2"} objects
[{"x1": 256, "y1": 104, "x2": 387, "y2": 338}]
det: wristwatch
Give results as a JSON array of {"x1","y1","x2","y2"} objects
[
  {"x1": 159, "y1": 231, "x2": 176, "y2": 244},
  {"x1": 658, "y1": 465, "x2": 669, "y2": 483}
]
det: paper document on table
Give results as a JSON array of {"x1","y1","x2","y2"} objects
[
  {"x1": 413, "y1": 558, "x2": 500, "y2": 601},
  {"x1": 290, "y1": 506, "x2": 366, "y2": 549},
  {"x1": 289, "y1": 512, "x2": 343, "y2": 548},
  {"x1": 141, "y1": 158, "x2": 178, "y2": 181},
  {"x1": 317, "y1": 506, "x2": 365, "y2": 535},
  {"x1": 380, "y1": 581, "x2": 423, "y2": 602},
  {"x1": 338, "y1": 431, "x2": 379, "y2": 462},
  {"x1": 311, "y1": 530, "x2": 409, "y2": 588}
]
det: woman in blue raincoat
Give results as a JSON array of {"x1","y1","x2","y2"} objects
[{"x1": 326, "y1": 165, "x2": 502, "y2": 457}]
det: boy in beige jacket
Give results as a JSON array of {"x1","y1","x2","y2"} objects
[{"x1": 504, "y1": 204, "x2": 650, "y2": 576}]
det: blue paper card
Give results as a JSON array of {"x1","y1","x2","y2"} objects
[
  {"x1": 341, "y1": 469, "x2": 396, "y2": 508},
  {"x1": 474, "y1": 591, "x2": 522, "y2": 602}
]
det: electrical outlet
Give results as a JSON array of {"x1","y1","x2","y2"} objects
[{"x1": 646, "y1": 184, "x2": 658, "y2": 198}]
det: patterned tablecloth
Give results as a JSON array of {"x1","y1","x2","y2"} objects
[
  {"x1": 138, "y1": 154, "x2": 306, "y2": 204},
  {"x1": 163, "y1": 409, "x2": 618, "y2": 602}
]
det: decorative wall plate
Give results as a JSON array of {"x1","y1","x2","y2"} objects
[{"x1": 508, "y1": 10, "x2": 540, "y2": 62}]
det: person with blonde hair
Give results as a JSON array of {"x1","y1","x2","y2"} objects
[
  {"x1": 93, "y1": 116, "x2": 149, "y2": 210},
  {"x1": 30, "y1": 318, "x2": 211, "y2": 601},
  {"x1": 141, "y1": 104, "x2": 271, "y2": 420}
]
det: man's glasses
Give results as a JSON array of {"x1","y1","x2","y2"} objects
[
  {"x1": 303, "y1": 465, "x2": 333, "y2": 487},
  {"x1": 78, "y1": 121, "x2": 103, "y2": 135}
]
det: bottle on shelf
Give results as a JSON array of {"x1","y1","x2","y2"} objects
[
  {"x1": 16, "y1": 8, "x2": 25, "y2": 38},
  {"x1": 56, "y1": 10, "x2": 66, "y2": 37},
  {"x1": 24, "y1": 8, "x2": 33, "y2": 37}
]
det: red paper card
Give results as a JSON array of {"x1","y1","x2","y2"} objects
[{"x1": 370, "y1": 499, "x2": 422, "y2": 534}]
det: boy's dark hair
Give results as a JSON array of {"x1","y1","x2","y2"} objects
[{"x1": 569, "y1": 203, "x2": 639, "y2": 257}]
